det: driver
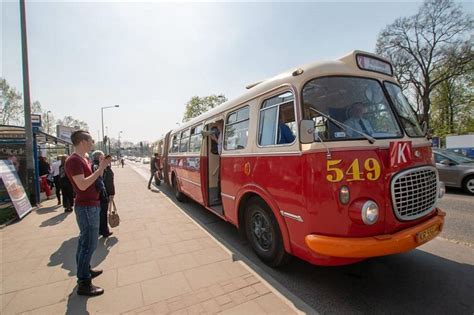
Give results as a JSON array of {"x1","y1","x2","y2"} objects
[{"x1": 344, "y1": 102, "x2": 374, "y2": 137}]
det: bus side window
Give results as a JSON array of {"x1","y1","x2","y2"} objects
[
  {"x1": 171, "y1": 135, "x2": 179, "y2": 153},
  {"x1": 225, "y1": 106, "x2": 250, "y2": 150},
  {"x1": 259, "y1": 91, "x2": 295, "y2": 146},
  {"x1": 179, "y1": 130, "x2": 190, "y2": 152},
  {"x1": 189, "y1": 125, "x2": 203, "y2": 153}
]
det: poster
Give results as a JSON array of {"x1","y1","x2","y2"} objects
[{"x1": 0, "y1": 160, "x2": 33, "y2": 219}]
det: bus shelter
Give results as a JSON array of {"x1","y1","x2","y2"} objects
[{"x1": 0, "y1": 125, "x2": 72, "y2": 204}]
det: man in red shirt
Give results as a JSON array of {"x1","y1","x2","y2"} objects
[{"x1": 65, "y1": 130, "x2": 111, "y2": 296}]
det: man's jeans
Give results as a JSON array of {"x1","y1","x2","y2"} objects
[{"x1": 75, "y1": 205, "x2": 100, "y2": 281}]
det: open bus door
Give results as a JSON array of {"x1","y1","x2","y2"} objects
[
  {"x1": 163, "y1": 131, "x2": 172, "y2": 186},
  {"x1": 203, "y1": 120, "x2": 224, "y2": 215}
]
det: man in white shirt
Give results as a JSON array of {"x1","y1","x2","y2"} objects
[
  {"x1": 344, "y1": 102, "x2": 374, "y2": 137},
  {"x1": 51, "y1": 156, "x2": 62, "y2": 205}
]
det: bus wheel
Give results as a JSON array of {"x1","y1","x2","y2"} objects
[
  {"x1": 245, "y1": 198, "x2": 290, "y2": 267},
  {"x1": 172, "y1": 176, "x2": 186, "y2": 202}
]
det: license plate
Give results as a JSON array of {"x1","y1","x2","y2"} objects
[{"x1": 416, "y1": 224, "x2": 440, "y2": 244}]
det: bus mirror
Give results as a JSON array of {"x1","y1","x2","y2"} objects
[{"x1": 300, "y1": 120, "x2": 315, "y2": 144}]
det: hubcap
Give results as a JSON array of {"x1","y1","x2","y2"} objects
[
  {"x1": 467, "y1": 179, "x2": 474, "y2": 193},
  {"x1": 251, "y1": 212, "x2": 273, "y2": 251}
]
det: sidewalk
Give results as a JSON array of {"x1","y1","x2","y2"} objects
[{"x1": 0, "y1": 165, "x2": 303, "y2": 314}]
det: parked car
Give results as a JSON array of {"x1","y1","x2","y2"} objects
[
  {"x1": 142, "y1": 157, "x2": 150, "y2": 164},
  {"x1": 433, "y1": 149, "x2": 474, "y2": 195}
]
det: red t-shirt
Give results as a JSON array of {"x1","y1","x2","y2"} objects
[{"x1": 65, "y1": 153, "x2": 100, "y2": 206}]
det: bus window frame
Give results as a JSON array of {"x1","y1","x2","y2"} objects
[
  {"x1": 179, "y1": 129, "x2": 191, "y2": 153},
  {"x1": 223, "y1": 105, "x2": 251, "y2": 151},
  {"x1": 189, "y1": 123, "x2": 203, "y2": 153},
  {"x1": 257, "y1": 89, "x2": 298, "y2": 148},
  {"x1": 383, "y1": 81, "x2": 425, "y2": 139},
  {"x1": 300, "y1": 75, "x2": 405, "y2": 143},
  {"x1": 170, "y1": 134, "x2": 179, "y2": 153}
]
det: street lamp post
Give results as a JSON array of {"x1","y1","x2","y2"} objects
[
  {"x1": 101, "y1": 105, "x2": 119, "y2": 153},
  {"x1": 46, "y1": 110, "x2": 51, "y2": 134}
]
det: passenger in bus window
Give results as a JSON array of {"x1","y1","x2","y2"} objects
[
  {"x1": 343, "y1": 102, "x2": 374, "y2": 137},
  {"x1": 210, "y1": 126, "x2": 222, "y2": 155},
  {"x1": 277, "y1": 107, "x2": 296, "y2": 144}
]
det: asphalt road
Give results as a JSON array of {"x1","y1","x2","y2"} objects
[{"x1": 129, "y1": 161, "x2": 474, "y2": 314}]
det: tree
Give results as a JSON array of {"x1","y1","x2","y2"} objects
[
  {"x1": 182, "y1": 94, "x2": 227, "y2": 122},
  {"x1": 431, "y1": 66, "x2": 474, "y2": 138},
  {"x1": 0, "y1": 78, "x2": 23, "y2": 125},
  {"x1": 56, "y1": 115, "x2": 89, "y2": 130},
  {"x1": 375, "y1": 0, "x2": 473, "y2": 128}
]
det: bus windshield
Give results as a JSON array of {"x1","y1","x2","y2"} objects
[
  {"x1": 384, "y1": 82, "x2": 424, "y2": 137},
  {"x1": 302, "y1": 77, "x2": 402, "y2": 142}
]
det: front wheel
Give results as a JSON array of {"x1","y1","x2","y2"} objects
[
  {"x1": 244, "y1": 198, "x2": 290, "y2": 267},
  {"x1": 462, "y1": 175, "x2": 474, "y2": 195}
]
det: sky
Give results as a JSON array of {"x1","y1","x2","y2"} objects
[{"x1": 2, "y1": 0, "x2": 472, "y2": 143}]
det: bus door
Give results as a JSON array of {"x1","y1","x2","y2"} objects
[
  {"x1": 203, "y1": 120, "x2": 224, "y2": 214},
  {"x1": 163, "y1": 131, "x2": 171, "y2": 185}
]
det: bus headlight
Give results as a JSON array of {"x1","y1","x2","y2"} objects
[
  {"x1": 438, "y1": 181, "x2": 445, "y2": 199},
  {"x1": 361, "y1": 200, "x2": 379, "y2": 225}
]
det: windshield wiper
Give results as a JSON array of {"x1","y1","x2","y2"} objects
[{"x1": 310, "y1": 108, "x2": 376, "y2": 144}]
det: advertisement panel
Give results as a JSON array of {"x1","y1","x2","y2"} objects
[
  {"x1": 0, "y1": 160, "x2": 33, "y2": 219},
  {"x1": 56, "y1": 125, "x2": 77, "y2": 144}
]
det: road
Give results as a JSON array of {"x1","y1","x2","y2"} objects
[{"x1": 129, "y1": 161, "x2": 474, "y2": 314}]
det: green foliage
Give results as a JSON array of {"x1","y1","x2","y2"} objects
[
  {"x1": 182, "y1": 94, "x2": 227, "y2": 122},
  {"x1": 0, "y1": 78, "x2": 23, "y2": 125},
  {"x1": 431, "y1": 66, "x2": 474, "y2": 138}
]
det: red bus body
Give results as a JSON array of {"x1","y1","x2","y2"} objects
[{"x1": 161, "y1": 51, "x2": 445, "y2": 266}]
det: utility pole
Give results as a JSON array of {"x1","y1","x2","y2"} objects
[{"x1": 20, "y1": 0, "x2": 37, "y2": 204}]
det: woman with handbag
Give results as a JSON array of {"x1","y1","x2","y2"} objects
[
  {"x1": 91, "y1": 151, "x2": 113, "y2": 238},
  {"x1": 59, "y1": 155, "x2": 74, "y2": 212}
]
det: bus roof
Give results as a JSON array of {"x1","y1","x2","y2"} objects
[{"x1": 171, "y1": 50, "x2": 395, "y2": 135}]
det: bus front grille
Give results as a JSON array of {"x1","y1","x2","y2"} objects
[{"x1": 391, "y1": 166, "x2": 438, "y2": 221}]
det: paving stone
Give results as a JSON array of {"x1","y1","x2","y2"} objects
[
  {"x1": 141, "y1": 272, "x2": 192, "y2": 305},
  {"x1": 157, "y1": 252, "x2": 199, "y2": 274},
  {"x1": 219, "y1": 299, "x2": 267, "y2": 315},
  {"x1": 184, "y1": 262, "x2": 233, "y2": 291},
  {"x1": 117, "y1": 260, "x2": 161, "y2": 286},
  {"x1": 255, "y1": 293, "x2": 295, "y2": 314},
  {"x1": 2, "y1": 279, "x2": 70, "y2": 314}
]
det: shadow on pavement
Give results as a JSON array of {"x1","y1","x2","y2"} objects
[
  {"x1": 36, "y1": 205, "x2": 62, "y2": 215},
  {"x1": 40, "y1": 211, "x2": 72, "y2": 227},
  {"x1": 48, "y1": 236, "x2": 118, "y2": 314}
]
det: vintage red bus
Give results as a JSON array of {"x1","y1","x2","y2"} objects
[{"x1": 159, "y1": 51, "x2": 446, "y2": 267}]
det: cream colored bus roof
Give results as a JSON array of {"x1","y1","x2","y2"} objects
[{"x1": 171, "y1": 50, "x2": 395, "y2": 135}]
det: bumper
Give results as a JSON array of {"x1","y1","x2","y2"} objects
[{"x1": 305, "y1": 210, "x2": 446, "y2": 258}]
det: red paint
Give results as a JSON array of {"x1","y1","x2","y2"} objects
[{"x1": 166, "y1": 144, "x2": 442, "y2": 266}]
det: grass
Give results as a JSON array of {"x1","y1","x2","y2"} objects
[{"x1": 0, "y1": 203, "x2": 18, "y2": 225}]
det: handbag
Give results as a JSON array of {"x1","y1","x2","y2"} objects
[{"x1": 108, "y1": 200, "x2": 120, "y2": 228}]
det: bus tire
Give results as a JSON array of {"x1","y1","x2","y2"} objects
[
  {"x1": 172, "y1": 175, "x2": 186, "y2": 202},
  {"x1": 244, "y1": 198, "x2": 290, "y2": 267}
]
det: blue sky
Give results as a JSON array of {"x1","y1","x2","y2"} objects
[{"x1": 2, "y1": 1, "x2": 472, "y2": 142}]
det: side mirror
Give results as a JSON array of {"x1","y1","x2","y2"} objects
[
  {"x1": 421, "y1": 121, "x2": 432, "y2": 139},
  {"x1": 440, "y1": 159, "x2": 452, "y2": 166},
  {"x1": 300, "y1": 120, "x2": 315, "y2": 144}
]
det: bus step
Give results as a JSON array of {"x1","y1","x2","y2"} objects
[{"x1": 210, "y1": 205, "x2": 224, "y2": 216}]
